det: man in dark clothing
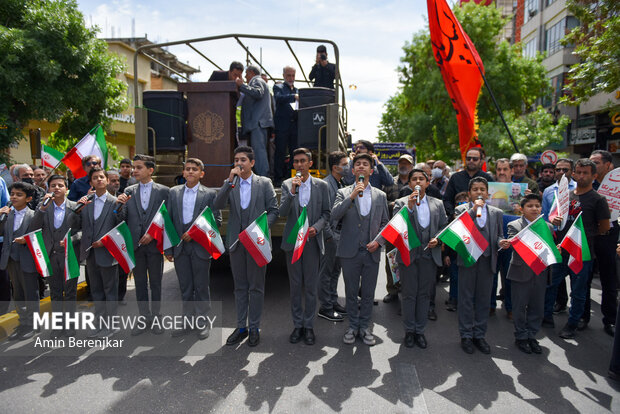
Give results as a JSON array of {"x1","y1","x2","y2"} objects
[
  {"x1": 537, "y1": 163, "x2": 556, "y2": 193},
  {"x1": 118, "y1": 158, "x2": 136, "y2": 194},
  {"x1": 67, "y1": 155, "x2": 101, "y2": 201},
  {"x1": 208, "y1": 61, "x2": 244, "y2": 82},
  {"x1": 443, "y1": 147, "x2": 493, "y2": 217},
  {"x1": 309, "y1": 45, "x2": 336, "y2": 89},
  {"x1": 273, "y1": 66, "x2": 299, "y2": 185}
]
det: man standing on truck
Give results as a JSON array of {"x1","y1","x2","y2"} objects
[
  {"x1": 273, "y1": 66, "x2": 299, "y2": 186},
  {"x1": 309, "y1": 45, "x2": 336, "y2": 89},
  {"x1": 208, "y1": 61, "x2": 244, "y2": 82}
]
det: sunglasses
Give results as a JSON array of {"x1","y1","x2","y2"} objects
[
  {"x1": 466, "y1": 157, "x2": 480, "y2": 161},
  {"x1": 86, "y1": 161, "x2": 101, "y2": 167}
]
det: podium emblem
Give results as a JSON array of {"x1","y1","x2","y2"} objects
[{"x1": 191, "y1": 111, "x2": 224, "y2": 144}]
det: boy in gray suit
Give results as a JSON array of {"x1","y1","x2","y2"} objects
[
  {"x1": 0, "y1": 182, "x2": 38, "y2": 340},
  {"x1": 500, "y1": 193, "x2": 550, "y2": 354},
  {"x1": 34, "y1": 175, "x2": 81, "y2": 339},
  {"x1": 279, "y1": 148, "x2": 331, "y2": 345},
  {"x1": 78, "y1": 167, "x2": 122, "y2": 338},
  {"x1": 214, "y1": 146, "x2": 279, "y2": 347},
  {"x1": 164, "y1": 158, "x2": 220, "y2": 340},
  {"x1": 393, "y1": 169, "x2": 447, "y2": 349},
  {"x1": 331, "y1": 153, "x2": 389, "y2": 346},
  {"x1": 455, "y1": 177, "x2": 504, "y2": 355},
  {"x1": 117, "y1": 155, "x2": 170, "y2": 336}
]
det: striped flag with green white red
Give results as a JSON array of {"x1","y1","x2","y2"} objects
[
  {"x1": 99, "y1": 221, "x2": 135, "y2": 273},
  {"x1": 61, "y1": 125, "x2": 108, "y2": 178},
  {"x1": 379, "y1": 206, "x2": 420, "y2": 266},
  {"x1": 24, "y1": 230, "x2": 52, "y2": 277},
  {"x1": 510, "y1": 215, "x2": 561, "y2": 275},
  {"x1": 41, "y1": 144, "x2": 64, "y2": 169},
  {"x1": 187, "y1": 206, "x2": 225, "y2": 259},
  {"x1": 559, "y1": 212, "x2": 591, "y2": 274},
  {"x1": 286, "y1": 206, "x2": 309, "y2": 264},
  {"x1": 63, "y1": 229, "x2": 80, "y2": 281},
  {"x1": 239, "y1": 212, "x2": 272, "y2": 267},
  {"x1": 145, "y1": 201, "x2": 180, "y2": 254},
  {"x1": 437, "y1": 210, "x2": 489, "y2": 267}
]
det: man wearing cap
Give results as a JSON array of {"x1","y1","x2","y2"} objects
[
  {"x1": 510, "y1": 153, "x2": 539, "y2": 194},
  {"x1": 309, "y1": 45, "x2": 336, "y2": 89}
]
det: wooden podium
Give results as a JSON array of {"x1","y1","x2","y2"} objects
[{"x1": 178, "y1": 81, "x2": 238, "y2": 187}]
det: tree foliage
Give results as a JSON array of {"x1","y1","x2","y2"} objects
[
  {"x1": 378, "y1": 2, "x2": 557, "y2": 161},
  {"x1": 0, "y1": 0, "x2": 127, "y2": 162},
  {"x1": 561, "y1": 0, "x2": 620, "y2": 104}
]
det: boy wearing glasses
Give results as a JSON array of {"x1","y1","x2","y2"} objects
[{"x1": 68, "y1": 155, "x2": 101, "y2": 201}]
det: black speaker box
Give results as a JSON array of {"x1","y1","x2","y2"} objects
[
  {"x1": 143, "y1": 91, "x2": 186, "y2": 151},
  {"x1": 298, "y1": 87, "x2": 335, "y2": 109},
  {"x1": 297, "y1": 105, "x2": 327, "y2": 149}
]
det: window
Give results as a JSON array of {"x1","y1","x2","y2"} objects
[
  {"x1": 545, "y1": 20, "x2": 565, "y2": 55},
  {"x1": 524, "y1": 0, "x2": 538, "y2": 23},
  {"x1": 546, "y1": 0, "x2": 556, "y2": 7},
  {"x1": 523, "y1": 37, "x2": 537, "y2": 58}
]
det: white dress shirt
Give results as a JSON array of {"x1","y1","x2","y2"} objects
[
  {"x1": 473, "y1": 202, "x2": 488, "y2": 227},
  {"x1": 13, "y1": 207, "x2": 27, "y2": 232},
  {"x1": 240, "y1": 174, "x2": 253, "y2": 210},
  {"x1": 139, "y1": 181, "x2": 153, "y2": 211},
  {"x1": 415, "y1": 195, "x2": 430, "y2": 228},
  {"x1": 298, "y1": 177, "x2": 311, "y2": 207},
  {"x1": 93, "y1": 193, "x2": 107, "y2": 220},
  {"x1": 357, "y1": 184, "x2": 372, "y2": 217},
  {"x1": 53, "y1": 200, "x2": 66, "y2": 229},
  {"x1": 183, "y1": 184, "x2": 199, "y2": 224}
]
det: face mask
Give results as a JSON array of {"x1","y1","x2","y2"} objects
[
  {"x1": 431, "y1": 168, "x2": 443, "y2": 179},
  {"x1": 398, "y1": 168, "x2": 411, "y2": 176},
  {"x1": 22, "y1": 178, "x2": 34, "y2": 185}
]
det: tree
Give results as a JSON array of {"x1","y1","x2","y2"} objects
[
  {"x1": 0, "y1": 0, "x2": 127, "y2": 163},
  {"x1": 378, "y1": 2, "x2": 555, "y2": 161},
  {"x1": 561, "y1": 0, "x2": 620, "y2": 105}
]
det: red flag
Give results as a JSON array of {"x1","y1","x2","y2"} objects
[{"x1": 428, "y1": 0, "x2": 485, "y2": 164}]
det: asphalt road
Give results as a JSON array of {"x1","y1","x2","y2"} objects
[{"x1": 0, "y1": 256, "x2": 618, "y2": 413}]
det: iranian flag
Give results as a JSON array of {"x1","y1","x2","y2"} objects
[
  {"x1": 510, "y1": 215, "x2": 561, "y2": 275},
  {"x1": 286, "y1": 206, "x2": 309, "y2": 264},
  {"x1": 99, "y1": 221, "x2": 135, "y2": 273},
  {"x1": 63, "y1": 229, "x2": 80, "y2": 281},
  {"x1": 437, "y1": 211, "x2": 489, "y2": 267},
  {"x1": 239, "y1": 212, "x2": 272, "y2": 267},
  {"x1": 378, "y1": 207, "x2": 420, "y2": 266},
  {"x1": 24, "y1": 230, "x2": 52, "y2": 277},
  {"x1": 61, "y1": 125, "x2": 108, "y2": 178},
  {"x1": 41, "y1": 144, "x2": 64, "y2": 169},
  {"x1": 187, "y1": 206, "x2": 225, "y2": 260},
  {"x1": 559, "y1": 212, "x2": 591, "y2": 273},
  {"x1": 145, "y1": 201, "x2": 180, "y2": 254}
]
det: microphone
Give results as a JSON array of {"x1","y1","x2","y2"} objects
[
  {"x1": 294, "y1": 171, "x2": 302, "y2": 194},
  {"x1": 73, "y1": 193, "x2": 95, "y2": 213},
  {"x1": 231, "y1": 166, "x2": 243, "y2": 188},
  {"x1": 0, "y1": 201, "x2": 12, "y2": 223},
  {"x1": 42, "y1": 193, "x2": 53, "y2": 207},
  {"x1": 358, "y1": 175, "x2": 365, "y2": 197},
  {"x1": 113, "y1": 189, "x2": 131, "y2": 214},
  {"x1": 476, "y1": 195, "x2": 483, "y2": 218},
  {"x1": 414, "y1": 185, "x2": 421, "y2": 206}
]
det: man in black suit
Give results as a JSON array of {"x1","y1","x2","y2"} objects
[
  {"x1": 273, "y1": 66, "x2": 299, "y2": 185},
  {"x1": 208, "y1": 61, "x2": 244, "y2": 82}
]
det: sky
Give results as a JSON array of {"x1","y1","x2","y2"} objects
[{"x1": 77, "y1": 0, "x2": 429, "y2": 142}]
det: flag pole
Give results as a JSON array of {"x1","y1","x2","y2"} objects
[{"x1": 558, "y1": 211, "x2": 582, "y2": 247}]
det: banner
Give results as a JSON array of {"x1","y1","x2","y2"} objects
[
  {"x1": 598, "y1": 167, "x2": 620, "y2": 222},
  {"x1": 487, "y1": 182, "x2": 527, "y2": 215}
]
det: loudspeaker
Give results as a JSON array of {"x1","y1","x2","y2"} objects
[
  {"x1": 297, "y1": 105, "x2": 326, "y2": 149},
  {"x1": 298, "y1": 87, "x2": 335, "y2": 109},
  {"x1": 143, "y1": 91, "x2": 186, "y2": 151}
]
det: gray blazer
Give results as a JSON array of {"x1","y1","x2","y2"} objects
[
  {"x1": 279, "y1": 176, "x2": 330, "y2": 253},
  {"x1": 506, "y1": 217, "x2": 552, "y2": 282},
  {"x1": 213, "y1": 174, "x2": 279, "y2": 252},
  {"x1": 32, "y1": 199, "x2": 81, "y2": 258},
  {"x1": 164, "y1": 184, "x2": 221, "y2": 259},
  {"x1": 123, "y1": 182, "x2": 170, "y2": 253},
  {"x1": 323, "y1": 174, "x2": 341, "y2": 240},
  {"x1": 331, "y1": 184, "x2": 389, "y2": 263},
  {"x1": 0, "y1": 208, "x2": 37, "y2": 273},
  {"x1": 239, "y1": 75, "x2": 274, "y2": 134},
  {"x1": 393, "y1": 195, "x2": 448, "y2": 267},
  {"x1": 80, "y1": 192, "x2": 121, "y2": 266},
  {"x1": 454, "y1": 203, "x2": 504, "y2": 270}
]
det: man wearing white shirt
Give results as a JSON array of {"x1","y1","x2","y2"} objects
[{"x1": 279, "y1": 148, "x2": 330, "y2": 345}]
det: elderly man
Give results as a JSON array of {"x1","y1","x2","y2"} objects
[
  {"x1": 273, "y1": 66, "x2": 299, "y2": 185},
  {"x1": 33, "y1": 166, "x2": 48, "y2": 190},
  {"x1": 443, "y1": 147, "x2": 493, "y2": 217},
  {"x1": 510, "y1": 153, "x2": 538, "y2": 194},
  {"x1": 106, "y1": 169, "x2": 121, "y2": 196},
  {"x1": 13, "y1": 164, "x2": 46, "y2": 210},
  {"x1": 67, "y1": 155, "x2": 101, "y2": 201},
  {"x1": 431, "y1": 160, "x2": 450, "y2": 196},
  {"x1": 237, "y1": 65, "x2": 274, "y2": 177}
]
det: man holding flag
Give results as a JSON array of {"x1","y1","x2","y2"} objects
[
  {"x1": 214, "y1": 146, "x2": 278, "y2": 347},
  {"x1": 389, "y1": 168, "x2": 447, "y2": 349},
  {"x1": 165, "y1": 158, "x2": 220, "y2": 340},
  {"x1": 279, "y1": 148, "x2": 331, "y2": 346},
  {"x1": 116, "y1": 155, "x2": 170, "y2": 336},
  {"x1": 33, "y1": 175, "x2": 81, "y2": 339}
]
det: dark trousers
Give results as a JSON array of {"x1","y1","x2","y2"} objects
[
  {"x1": 609, "y1": 296, "x2": 620, "y2": 375},
  {"x1": 86, "y1": 256, "x2": 119, "y2": 322},
  {"x1": 174, "y1": 249, "x2": 211, "y2": 318},
  {"x1": 511, "y1": 275, "x2": 547, "y2": 340},
  {"x1": 448, "y1": 261, "x2": 458, "y2": 301},
  {"x1": 230, "y1": 247, "x2": 266, "y2": 330},
  {"x1": 458, "y1": 256, "x2": 494, "y2": 339},
  {"x1": 319, "y1": 236, "x2": 341, "y2": 310},
  {"x1": 491, "y1": 250, "x2": 512, "y2": 311},
  {"x1": 544, "y1": 261, "x2": 592, "y2": 326},
  {"x1": 133, "y1": 247, "x2": 164, "y2": 317},
  {"x1": 7, "y1": 259, "x2": 39, "y2": 327},
  {"x1": 286, "y1": 242, "x2": 320, "y2": 329},
  {"x1": 274, "y1": 123, "x2": 297, "y2": 182},
  {"x1": 399, "y1": 257, "x2": 435, "y2": 334},
  {"x1": 586, "y1": 229, "x2": 619, "y2": 325},
  {"x1": 341, "y1": 250, "x2": 379, "y2": 331},
  {"x1": 118, "y1": 268, "x2": 128, "y2": 301},
  {"x1": 49, "y1": 254, "x2": 77, "y2": 316},
  {"x1": 0, "y1": 242, "x2": 10, "y2": 314}
]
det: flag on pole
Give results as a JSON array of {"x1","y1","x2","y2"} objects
[
  {"x1": 548, "y1": 190, "x2": 560, "y2": 223},
  {"x1": 99, "y1": 221, "x2": 135, "y2": 273},
  {"x1": 559, "y1": 212, "x2": 591, "y2": 274},
  {"x1": 510, "y1": 215, "x2": 561, "y2": 275},
  {"x1": 63, "y1": 229, "x2": 80, "y2": 281},
  {"x1": 378, "y1": 207, "x2": 420, "y2": 266},
  {"x1": 41, "y1": 144, "x2": 64, "y2": 169},
  {"x1": 286, "y1": 206, "x2": 309, "y2": 264},
  {"x1": 24, "y1": 230, "x2": 52, "y2": 277},
  {"x1": 187, "y1": 206, "x2": 225, "y2": 260},
  {"x1": 145, "y1": 201, "x2": 181, "y2": 254},
  {"x1": 239, "y1": 212, "x2": 272, "y2": 267},
  {"x1": 428, "y1": 0, "x2": 486, "y2": 165},
  {"x1": 437, "y1": 211, "x2": 489, "y2": 267},
  {"x1": 61, "y1": 125, "x2": 108, "y2": 178}
]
